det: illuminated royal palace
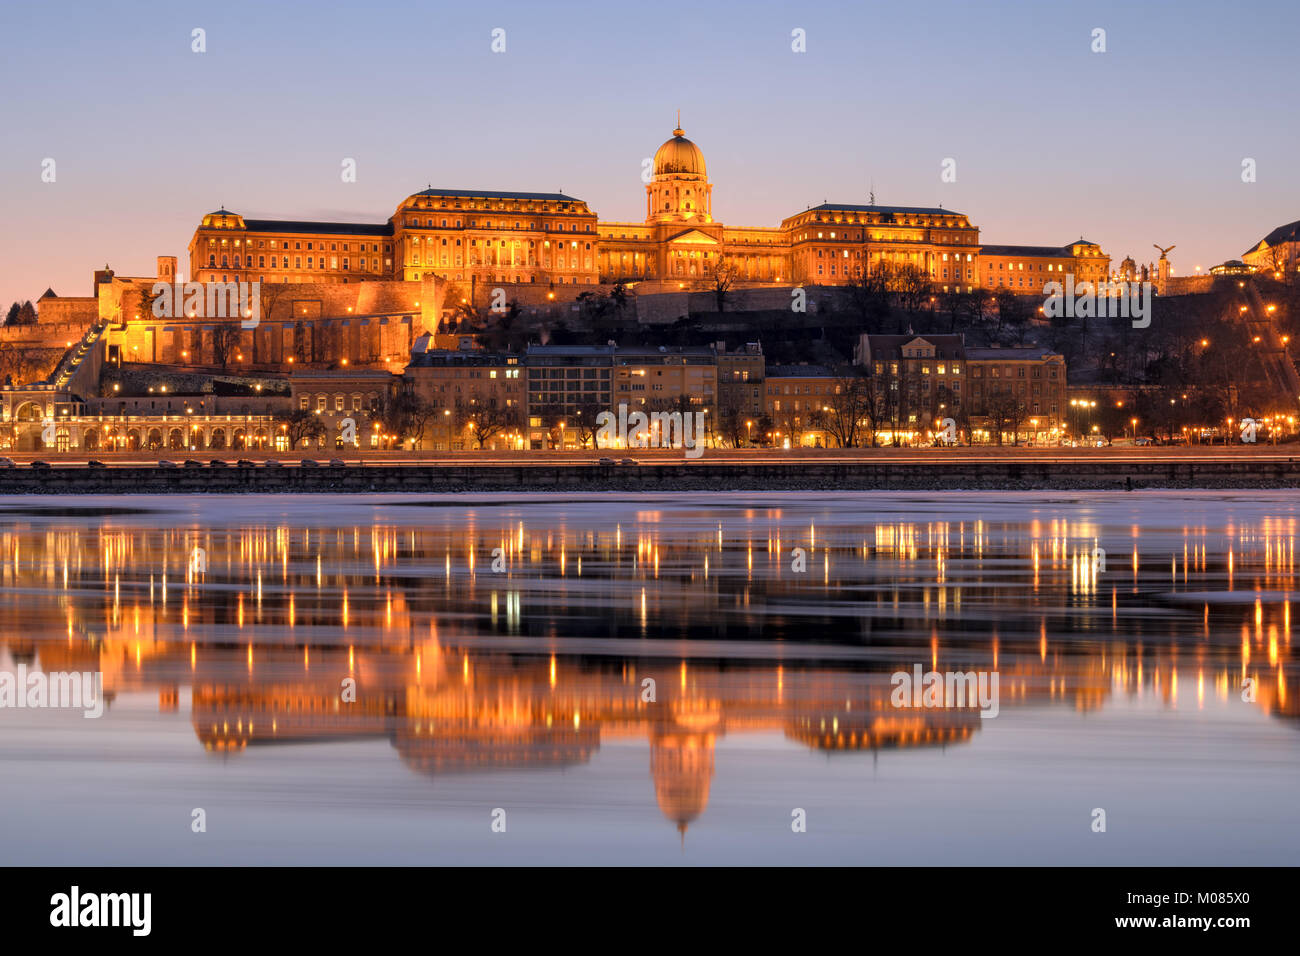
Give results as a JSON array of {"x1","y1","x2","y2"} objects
[
  {"x1": 0, "y1": 121, "x2": 1129, "y2": 453},
  {"x1": 188, "y1": 121, "x2": 1109, "y2": 294}
]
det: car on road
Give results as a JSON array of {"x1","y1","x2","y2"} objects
[
  {"x1": 31, "y1": 461, "x2": 51, "y2": 470},
  {"x1": 0, "y1": 458, "x2": 14, "y2": 468},
  {"x1": 598, "y1": 457, "x2": 615, "y2": 465},
  {"x1": 209, "y1": 459, "x2": 228, "y2": 468},
  {"x1": 328, "y1": 459, "x2": 347, "y2": 468},
  {"x1": 87, "y1": 460, "x2": 106, "y2": 469},
  {"x1": 300, "y1": 459, "x2": 319, "y2": 468},
  {"x1": 264, "y1": 460, "x2": 282, "y2": 468},
  {"x1": 183, "y1": 459, "x2": 203, "y2": 469},
  {"x1": 236, "y1": 459, "x2": 255, "y2": 468},
  {"x1": 158, "y1": 460, "x2": 178, "y2": 468},
  {"x1": 1135, "y1": 438, "x2": 1153, "y2": 446},
  {"x1": 620, "y1": 458, "x2": 639, "y2": 466}
]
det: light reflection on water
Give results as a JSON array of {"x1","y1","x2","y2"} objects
[{"x1": 0, "y1": 492, "x2": 1297, "y2": 865}]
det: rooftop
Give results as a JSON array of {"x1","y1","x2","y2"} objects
[
  {"x1": 980, "y1": 244, "x2": 1072, "y2": 258},
  {"x1": 243, "y1": 219, "x2": 394, "y2": 236},
  {"x1": 807, "y1": 203, "x2": 963, "y2": 217},
  {"x1": 864, "y1": 334, "x2": 966, "y2": 360},
  {"x1": 406, "y1": 349, "x2": 518, "y2": 368},
  {"x1": 965, "y1": 346, "x2": 1061, "y2": 361},
  {"x1": 1244, "y1": 219, "x2": 1300, "y2": 256},
  {"x1": 411, "y1": 187, "x2": 583, "y2": 204},
  {"x1": 767, "y1": 364, "x2": 835, "y2": 378}
]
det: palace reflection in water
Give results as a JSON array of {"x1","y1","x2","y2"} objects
[{"x1": 0, "y1": 493, "x2": 1297, "y2": 856}]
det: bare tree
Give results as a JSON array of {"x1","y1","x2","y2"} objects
[
  {"x1": 844, "y1": 266, "x2": 891, "y2": 327},
  {"x1": 706, "y1": 257, "x2": 738, "y2": 313},
  {"x1": 714, "y1": 393, "x2": 747, "y2": 448},
  {"x1": 455, "y1": 400, "x2": 521, "y2": 449},
  {"x1": 211, "y1": 323, "x2": 243, "y2": 371},
  {"x1": 890, "y1": 263, "x2": 933, "y2": 317},
  {"x1": 570, "y1": 399, "x2": 606, "y2": 448},
  {"x1": 282, "y1": 408, "x2": 326, "y2": 449},
  {"x1": 379, "y1": 393, "x2": 441, "y2": 449},
  {"x1": 985, "y1": 388, "x2": 1025, "y2": 446},
  {"x1": 811, "y1": 372, "x2": 871, "y2": 448}
]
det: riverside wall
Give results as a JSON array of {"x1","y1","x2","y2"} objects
[{"x1": 0, "y1": 458, "x2": 1298, "y2": 494}]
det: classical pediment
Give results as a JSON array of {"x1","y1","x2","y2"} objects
[{"x1": 665, "y1": 229, "x2": 719, "y2": 245}]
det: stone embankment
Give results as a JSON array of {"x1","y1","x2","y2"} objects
[{"x1": 0, "y1": 457, "x2": 1297, "y2": 494}]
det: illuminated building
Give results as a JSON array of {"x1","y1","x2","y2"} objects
[
  {"x1": 853, "y1": 335, "x2": 1067, "y2": 442},
  {"x1": 401, "y1": 347, "x2": 525, "y2": 451},
  {"x1": 979, "y1": 240, "x2": 1109, "y2": 292},
  {"x1": 522, "y1": 344, "x2": 718, "y2": 450},
  {"x1": 1242, "y1": 219, "x2": 1300, "y2": 274},
  {"x1": 965, "y1": 346, "x2": 1067, "y2": 441},
  {"x1": 764, "y1": 365, "x2": 837, "y2": 448},
  {"x1": 185, "y1": 123, "x2": 1110, "y2": 296}
]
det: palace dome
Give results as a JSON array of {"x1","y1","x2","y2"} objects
[
  {"x1": 201, "y1": 208, "x2": 245, "y2": 229},
  {"x1": 653, "y1": 127, "x2": 706, "y2": 177}
]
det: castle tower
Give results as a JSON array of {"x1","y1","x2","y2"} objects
[
  {"x1": 1157, "y1": 253, "x2": 1171, "y2": 295},
  {"x1": 646, "y1": 119, "x2": 712, "y2": 225},
  {"x1": 156, "y1": 256, "x2": 177, "y2": 283}
]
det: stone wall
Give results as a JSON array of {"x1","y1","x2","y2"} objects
[
  {"x1": 34, "y1": 297, "x2": 98, "y2": 327},
  {"x1": 2, "y1": 456, "x2": 1298, "y2": 493},
  {"x1": 634, "y1": 283, "x2": 835, "y2": 324},
  {"x1": 97, "y1": 276, "x2": 446, "y2": 370},
  {"x1": 1162, "y1": 275, "x2": 1216, "y2": 296},
  {"x1": 0, "y1": 320, "x2": 96, "y2": 386}
]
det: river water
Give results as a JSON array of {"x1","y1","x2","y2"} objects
[{"x1": 0, "y1": 491, "x2": 1296, "y2": 864}]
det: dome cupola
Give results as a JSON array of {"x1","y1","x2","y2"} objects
[
  {"x1": 646, "y1": 117, "x2": 713, "y2": 225},
  {"x1": 653, "y1": 126, "x2": 706, "y2": 177}
]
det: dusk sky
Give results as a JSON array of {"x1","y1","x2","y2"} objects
[{"x1": 1, "y1": 0, "x2": 1296, "y2": 307}]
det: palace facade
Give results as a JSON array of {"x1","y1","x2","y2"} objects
[{"x1": 188, "y1": 123, "x2": 1109, "y2": 296}]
